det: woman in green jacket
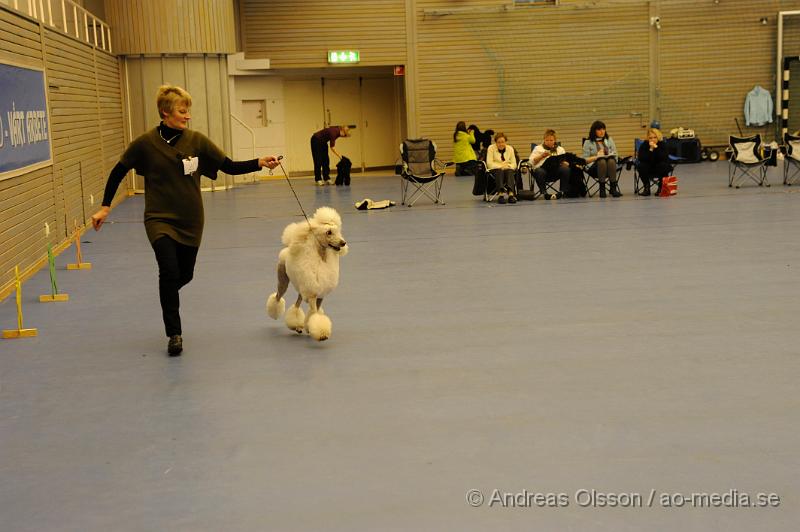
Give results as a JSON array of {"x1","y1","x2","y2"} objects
[{"x1": 453, "y1": 121, "x2": 478, "y2": 176}]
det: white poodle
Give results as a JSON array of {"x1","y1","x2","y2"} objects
[{"x1": 266, "y1": 207, "x2": 348, "y2": 341}]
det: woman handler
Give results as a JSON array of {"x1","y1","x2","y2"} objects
[{"x1": 91, "y1": 85, "x2": 279, "y2": 356}]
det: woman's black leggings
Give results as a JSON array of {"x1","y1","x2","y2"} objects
[{"x1": 152, "y1": 236, "x2": 199, "y2": 337}]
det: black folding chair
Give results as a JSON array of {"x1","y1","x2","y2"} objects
[
  {"x1": 783, "y1": 132, "x2": 800, "y2": 186},
  {"x1": 728, "y1": 134, "x2": 770, "y2": 188},
  {"x1": 398, "y1": 139, "x2": 449, "y2": 206}
]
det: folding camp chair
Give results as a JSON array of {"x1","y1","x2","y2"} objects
[
  {"x1": 398, "y1": 138, "x2": 449, "y2": 206},
  {"x1": 728, "y1": 134, "x2": 770, "y2": 188},
  {"x1": 783, "y1": 132, "x2": 800, "y2": 186},
  {"x1": 631, "y1": 138, "x2": 679, "y2": 195}
]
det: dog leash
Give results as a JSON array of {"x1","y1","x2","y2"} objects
[{"x1": 272, "y1": 156, "x2": 312, "y2": 227}]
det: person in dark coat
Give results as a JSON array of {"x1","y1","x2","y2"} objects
[{"x1": 637, "y1": 128, "x2": 671, "y2": 196}]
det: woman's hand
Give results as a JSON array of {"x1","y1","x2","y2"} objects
[
  {"x1": 91, "y1": 207, "x2": 110, "y2": 231},
  {"x1": 258, "y1": 155, "x2": 280, "y2": 169}
]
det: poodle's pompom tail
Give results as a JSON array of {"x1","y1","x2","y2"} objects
[
  {"x1": 285, "y1": 305, "x2": 305, "y2": 333},
  {"x1": 266, "y1": 293, "x2": 285, "y2": 320},
  {"x1": 281, "y1": 221, "x2": 307, "y2": 247},
  {"x1": 307, "y1": 313, "x2": 332, "y2": 341},
  {"x1": 312, "y1": 206, "x2": 342, "y2": 228}
]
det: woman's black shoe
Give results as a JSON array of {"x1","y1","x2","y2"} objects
[{"x1": 168, "y1": 335, "x2": 183, "y2": 356}]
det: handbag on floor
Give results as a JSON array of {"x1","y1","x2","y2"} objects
[{"x1": 658, "y1": 176, "x2": 678, "y2": 196}]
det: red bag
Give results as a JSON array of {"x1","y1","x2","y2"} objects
[{"x1": 659, "y1": 176, "x2": 678, "y2": 197}]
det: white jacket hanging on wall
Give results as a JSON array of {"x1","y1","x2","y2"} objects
[{"x1": 745, "y1": 85, "x2": 774, "y2": 127}]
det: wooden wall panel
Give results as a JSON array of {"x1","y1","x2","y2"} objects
[
  {"x1": 103, "y1": 0, "x2": 236, "y2": 55},
  {"x1": 0, "y1": 5, "x2": 126, "y2": 300},
  {"x1": 240, "y1": 0, "x2": 407, "y2": 68}
]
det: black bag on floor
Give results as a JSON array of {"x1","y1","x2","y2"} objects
[
  {"x1": 517, "y1": 189, "x2": 537, "y2": 201},
  {"x1": 472, "y1": 165, "x2": 497, "y2": 196},
  {"x1": 335, "y1": 156, "x2": 352, "y2": 186},
  {"x1": 561, "y1": 154, "x2": 588, "y2": 198}
]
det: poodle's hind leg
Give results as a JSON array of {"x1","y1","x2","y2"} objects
[
  {"x1": 267, "y1": 258, "x2": 290, "y2": 319},
  {"x1": 307, "y1": 296, "x2": 332, "y2": 341},
  {"x1": 284, "y1": 294, "x2": 305, "y2": 333}
]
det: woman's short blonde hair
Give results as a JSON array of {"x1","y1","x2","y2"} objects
[
  {"x1": 647, "y1": 127, "x2": 663, "y2": 142},
  {"x1": 157, "y1": 85, "x2": 192, "y2": 119},
  {"x1": 340, "y1": 125, "x2": 351, "y2": 137}
]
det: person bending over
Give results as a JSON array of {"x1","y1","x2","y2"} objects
[
  {"x1": 453, "y1": 121, "x2": 478, "y2": 176},
  {"x1": 310, "y1": 125, "x2": 350, "y2": 185},
  {"x1": 91, "y1": 84, "x2": 279, "y2": 356}
]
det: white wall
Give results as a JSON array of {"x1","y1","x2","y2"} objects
[{"x1": 230, "y1": 75, "x2": 287, "y2": 181}]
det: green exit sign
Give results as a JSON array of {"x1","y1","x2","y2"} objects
[{"x1": 328, "y1": 50, "x2": 360, "y2": 64}]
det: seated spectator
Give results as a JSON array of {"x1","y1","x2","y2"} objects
[
  {"x1": 582, "y1": 120, "x2": 622, "y2": 198},
  {"x1": 453, "y1": 121, "x2": 478, "y2": 176},
  {"x1": 529, "y1": 129, "x2": 568, "y2": 199},
  {"x1": 486, "y1": 132, "x2": 517, "y2": 204},
  {"x1": 637, "y1": 127, "x2": 670, "y2": 196}
]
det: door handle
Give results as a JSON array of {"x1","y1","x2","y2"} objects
[{"x1": 327, "y1": 109, "x2": 331, "y2": 126}]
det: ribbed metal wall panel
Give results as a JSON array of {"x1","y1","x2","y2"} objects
[
  {"x1": 782, "y1": 11, "x2": 800, "y2": 56},
  {"x1": 415, "y1": 0, "x2": 650, "y2": 159},
  {"x1": 0, "y1": 5, "x2": 126, "y2": 300},
  {"x1": 103, "y1": 0, "x2": 236, "y2": 55},
  {"x1": 240, "y1": 0, "x2": 407, "y2": 68},
  {"x1": 658, "y1": 0, "x2": 800, "y2": 146}
]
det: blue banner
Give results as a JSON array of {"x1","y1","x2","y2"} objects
[{"x1": 0, "y1": 62, "x2": 52, "y2": 179}]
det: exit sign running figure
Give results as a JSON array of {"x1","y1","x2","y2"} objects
[{"x1": 328, "y1": 50, "x2": 360, "y2": 64}]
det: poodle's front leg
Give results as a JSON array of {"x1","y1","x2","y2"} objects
[
  {"x1": 267, "y1": 257, "x2": 291, "y2": 319},
  {"x1": 307, "y1": 295, "x2": 332, "y2": 341},
  {"x1": 284, "y1": 294, "x2": 305, "y2": 333}
]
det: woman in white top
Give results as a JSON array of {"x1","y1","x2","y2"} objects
[
  {"x1": 529, "y1": 129, "x2": 568, "y2": 199},
  {"x1": 485, "y1": 132, "x2": 518, "y2": 204}
]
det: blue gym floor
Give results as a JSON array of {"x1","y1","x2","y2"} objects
[{"x1": 1, "y1": 162, "x2": 798, "y2": 531}]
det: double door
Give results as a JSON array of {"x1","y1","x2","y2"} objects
[{"x1": 286, "y1": 75, "x2": 402, "y2": 176}]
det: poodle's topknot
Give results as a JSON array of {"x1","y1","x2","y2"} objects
[{"x1": 312, "y1": 206, "x2": 342, "y2": 228}]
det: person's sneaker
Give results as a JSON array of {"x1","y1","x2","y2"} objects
[
  {"x1": 508, "y1": 194, "x2": 517, "y2": 204},
  {"x1": 498, "y1": 195, "x2": 507, "y2": 204},
  {"x1": 167, "y1": 335, "x2": 183, "y2": 356},
  {"x1": 315, "y1": 180, "x2": 324, "y2": 186},
  {"x1": 323, "y1": 180, "x2": 331, "y2": 186}
]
